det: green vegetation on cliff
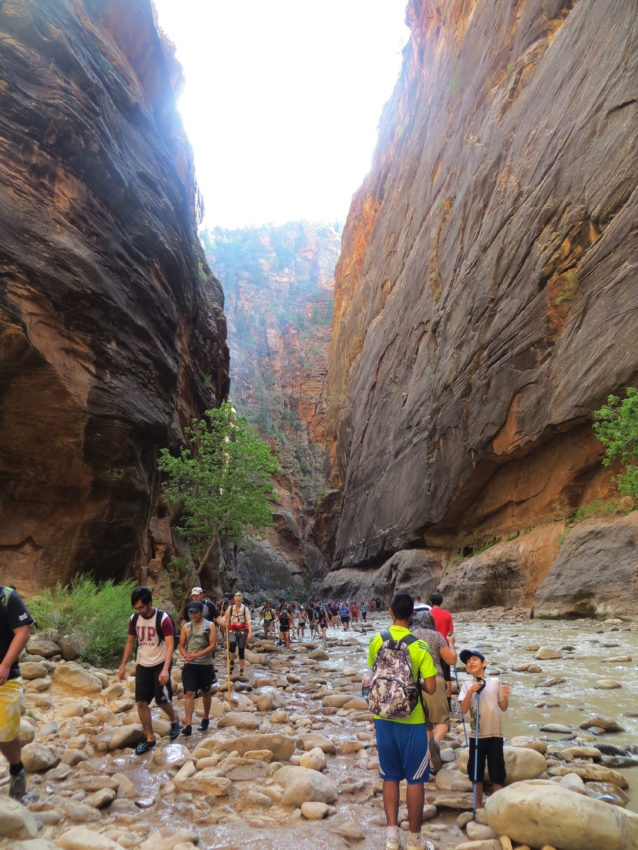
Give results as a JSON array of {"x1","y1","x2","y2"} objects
[{"x1": 594, "y1": 387, "x2": 638, "y2": 499}]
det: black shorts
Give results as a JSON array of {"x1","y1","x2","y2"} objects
[
  {"x1": 182, "y1": 663, "x2": 215, "y2": 695},
  {"x1": 468, "y1": 736, "x2": 506, "y2": 786},
  {"x1": 441, "y1": 658, "x2": 451, "y2": 682},
  {"x1": 280, "y1": 624, "x2": 290, "y2": 632},
  {"x1": 135, "y1": 662, "x2": 173, "y2": 705}
]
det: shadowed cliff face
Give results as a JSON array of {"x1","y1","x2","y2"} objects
[
  {"x1": 0, "y1": 0, "x2": 229, "y2": 592},
  {"x1": 326, "y1": 0, "x2": 637, "y2": 588}
]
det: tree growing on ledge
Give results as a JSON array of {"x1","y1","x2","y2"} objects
[
  {"x1": 593, "y1": 387, "x2": 638, "y2": 499},
  {"x1": 158, "y1": 401, "x2": 279, "y2": 601}
]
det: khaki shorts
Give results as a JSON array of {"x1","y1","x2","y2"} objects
[
  {"x1": 0, "y1": 678, "x2": 23, "y2": 743},
  {"x1": 423, "y1": 675, "x2": 450, "y2": 726}
]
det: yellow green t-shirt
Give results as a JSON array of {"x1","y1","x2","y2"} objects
[{"x1": 368, "y1": 625, "x2": 437, "y2": 725}]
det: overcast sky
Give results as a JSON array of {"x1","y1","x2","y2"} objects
[{"x1": 152, "y1": 0, "x2": 409, "y2": 229}]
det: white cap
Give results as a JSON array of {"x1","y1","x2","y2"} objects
[{"x1": 191, "y1": 586, "x2": 204, "y2": 595}]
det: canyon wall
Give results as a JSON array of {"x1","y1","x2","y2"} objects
[
  {"x1": 323, "y1": 0, "x2": 638, "y2": 613},
  {"x1": 0, "y1": 0, "x2": 229, "y2": 594},
  {"x1": 202, "y1": 223, "x2": 340, "y2": 597}
]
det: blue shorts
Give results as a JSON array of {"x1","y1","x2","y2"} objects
[{"x1": 375, "y1": 719, "x2": 430, "y2": 784}]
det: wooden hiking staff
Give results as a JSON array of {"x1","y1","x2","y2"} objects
[{"x1": 224, "y1": 623, "x2": 232, "y2": 706}]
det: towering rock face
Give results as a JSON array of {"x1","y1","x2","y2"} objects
[
  {"x1": 325, "y1": 0, "x2": 637, "y2": 610},
  {"x1": 0, "y1": 0, "x2": 229, "y2": 594},
  {"x1": 202, "y1": 223, "x2": 340, "y2": 594}
]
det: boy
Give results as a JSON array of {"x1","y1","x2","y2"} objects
[
  {"x1": 458, "y1": 649, "x2": 509, "y2": 808},
  {"x1": 368, "y1": 593, "x2": 437, "y2": 850}
]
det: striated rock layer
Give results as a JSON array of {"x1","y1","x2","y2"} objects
[
  {"x1": 323, "y1": 0, "x2": 638, "y2": 611},
  {"x1": 0, "y1": 0, "x2": 229, "y2": 592}
]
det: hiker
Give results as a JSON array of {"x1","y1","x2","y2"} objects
[
  {"x1": 278, "y1": 604, "x2": 291, "y2": 648},
  {"x1": 259, "y1": 601, "x2": 275, "y2": 639},
  {"x1": 429, "y1": 591, "x2": 454, "y2": 702},
  {"x1": 317, "y1": 604, "x2": 328, "y2": 641},
  {"x1": 368, "y1": 593, "x2": 437, "y2": 850},
  {"x1": 0, "y1": 584, "x2": 33, "y2": 799},
  {"x1": 296, "y1": 605, "x2": 308, "y2": 638},
  {"x1": 225, "y1": 591, "x2": 252, "y2": 678},
  {"x1": 339, "y1": 602, "x2": 351, "y2": 631},
  {"x1": 190, "y1": 586, "x2": 222, "y2": 628},
  {"x1": 178, "y1": 601, "x2": 216, "y2": 735},
  {"x1": 118, "y1": 586, "x2": 180, "y2": 754},
  {"x1": 411, "y1": 610, "x2": 457, "y2": 771},
  {"x1": 458, "y1": 649, "x2": 509, "y2": 809}
]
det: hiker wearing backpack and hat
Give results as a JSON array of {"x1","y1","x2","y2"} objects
[
  {"x1": 225, "y1": 591, "x2": 252, "y2": 678},
  {"x1": 118, "y1": 586, "x2": 180, "y2": 754},
  {"x1": 367, "y1": 593, "x2": 437, "y2": 850}
]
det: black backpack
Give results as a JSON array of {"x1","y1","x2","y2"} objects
[{"x1": 131, "y1": 608, "x2": 175, "y2": 644}]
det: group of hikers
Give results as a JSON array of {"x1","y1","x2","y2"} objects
[{"x1": 1, "y1": 581, "x2": 509, "y2": 850}]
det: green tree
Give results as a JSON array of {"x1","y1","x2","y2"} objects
[
  {"x1": 593, "y1": 387, "x2": 638, "y2": 498},
  {"x1": 157, "y1": 402, "x2": 280, "y2": 602}
]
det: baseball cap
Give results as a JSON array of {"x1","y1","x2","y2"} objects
[
  {"x1": 459, "y1": 649, "x2": 486, "y2": 664},
  {"x1": 191, "y1": 586, "x2": 204, "y2": 595},
  {"x1": 187, "y1": 601, "x2": 204, "y2": 613}
]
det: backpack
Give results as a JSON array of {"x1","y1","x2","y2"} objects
[
  {"x1": 368, "y1": 629, "x2": 419, "y2": 719},
  {"x1": 132, "y1": 608, "x2": 174, "y2": 644}
]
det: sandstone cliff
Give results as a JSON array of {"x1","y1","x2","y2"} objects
[
  {"x1": 202, "y1": 223, "x2": 340, "y2": 596},
  {"x1": 323, "y1": 0, "x2": 638, "y2": 613},
  {"x1": 0, "y1": 0, "x2": 229, "y2": 593}
]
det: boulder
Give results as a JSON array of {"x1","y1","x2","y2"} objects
[
  {"x1": 53, "y1": 663, "x2": 103, "y2": 695},
  {"x1": 275, "y1": 765, "x2": 338, "y2": 806},
  {"x1": 214, "y1": 733, "x2": 297, "y2": 762},
  {"x1": 27, "y1": 639, "x2": 61, "y2": 658},
  {"x1": 486, "y1": 779, "x2": 638, "y2": 850},
  {"x1": 217, "y1": 711, "x2": 260, "y2": 730},
  {"x1": 173, "y1": 769, "x2": 232, "y2": 796},
  {"x1": 0, "y1": 797, "x2": 38, "y2": 840},
  {"x1": 22, "y1": 743, "x2": 61, "y2": 773},
  {"x1": 300, "y1": 747, "x2": 327, "y2": 772},
  {"x1": 457, "y1": 746, "x2": 546, "y2": 783}
]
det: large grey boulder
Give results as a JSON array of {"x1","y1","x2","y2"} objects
[{"x1": 486, "y1": 779, "x2": 638, "y2": 850}]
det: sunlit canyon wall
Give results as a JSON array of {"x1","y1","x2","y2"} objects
[{"x1": 322, "y1": 0, "x2": 638, "y2": 615}]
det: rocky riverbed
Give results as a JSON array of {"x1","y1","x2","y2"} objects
[{"x1": 1, "y1": 608, "x2": 637, "y2": 849}]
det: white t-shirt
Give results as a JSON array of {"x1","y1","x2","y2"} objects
[
  {"x1": 458, "y1": 675, "x2": 505, "y2": 738},
  {"x1": 128, "y1": 609, "x2": 173, "y2": 667}
]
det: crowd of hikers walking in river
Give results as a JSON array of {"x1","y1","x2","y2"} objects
[{"x1": 1, "y1": 581, "x2": 509, "y2": 850}]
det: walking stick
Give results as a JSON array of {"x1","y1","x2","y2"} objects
[
  {"x1": 472, "y1": 682, "x2": 484, "y2": 820},
  {"x1": 225, "y1": 624, "x2": 231, "y2": 706},
  {"x1": 454, "y1": 666, "x2": 468, "y2": 746}
]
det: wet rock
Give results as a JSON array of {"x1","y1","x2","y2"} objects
[
  {"x1": 486, "y1": 779, "x2": 638, "y2": 850},
  {"x1": 22, "y1": 743, "x2": 61, "y2": 773},
  {"x1": 53, "y1": 663, "x2": 103, "y2": 695},
  {"x1": 216, "y1": 755, "x2": 270, "y2": 780},
  {"x1": 579, "y1": 716, "x2": 625, "y2": 733},
  {"x1": 0, "y1": 797, "x2": 38, "y2": 840},
  {"x1": 59, "y1": 801, "x2": 101, "y2": 824},
  {"x1": 548, "y1": 762, "x2": 628, "y2": 788},
  {"x1": 539, "y1": 723, "x2": 574, "y2": 734},
  {"x1": 139, "y1": 828, "x2": 199, "y2": 850},
  {"x1": 431, "y1": 791, "x2": 474, "y2": 810},
  {"x1": 300, "y1": 732, "x2": 337, "y2": 754},
  {"x1": 584, "y1": 781, "x2": 629, "y2": 807},
  {"x1": 534, "y1": 648, "x2": 563, "y2": 660},
  {"x1": 57, "y1": 826, "x2": 126, "y2": 849},
  {"x1": 593, "y1": 680, "x2": 621, "y2": 689},
  {"x1": 308, "y1": 649, "x2": 329, "y2": 660},
  {"x1": 85, "y1": 787, "x2": 116, "y2": 809},
  {"x1": 173, "y1": 769, "x2": 232, "y2": 796},
  {"x1": 215, "y1": 733, "x2": 297, "y2": 761},
  {"x1": 300, "y1": 746, "x2": 327, "y2": 771},
  {"x1": 254, "y1": 688, "x2": 285, "y2": 711},
  {"x1": 276, "y1": 765, "x2": 338, "y2": 805},
  {"x1": 557, "y1": 772, "x2": 587, "y2": 793},
  {"x1": 103, "y1": 724, "x2": 144, "y2": 752},
  {"x1": 508, "y1": 737, "x2": 547, "y2": 754},
  {"x1": 466, "y1": 820, "x2": 496, "y2": 840},
  {"x1": 217, "y1": 711, "x2": 260, "y2": 731},
  {"x1": 435, "y1": 768, "x2": 473, "y2": 792},
  {"x1": 300, "y1": 801, "x2": 330, "y2": 819}
]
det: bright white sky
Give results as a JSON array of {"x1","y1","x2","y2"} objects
[{"x1": 152, "y1": 0, "x2": 409, "y2": 228}]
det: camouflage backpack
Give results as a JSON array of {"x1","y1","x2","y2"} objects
[{"x1": 368, "y1": 629, "x2": 419, "y2": 719}]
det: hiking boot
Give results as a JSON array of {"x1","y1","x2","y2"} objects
[
  {"x1": 135, "y1": 740, "x2": 156, "y2": 755},
  {"x1": 407, "y1": 842, "x2": 436, "y2": 850},
  {"x1": 181, "y1": 724, "x2": 192, "y2": 736},
  {"x1": 430, "y1": 740, "x2": 442, "y2": 774},
  {"x1": 385, "y1": 840, "x2": 400, "y2": 850},
  {"x1": 197, "y1": 718, "x2": 209, "y2": 732},
  {"x1": 229, "y1": 662, "x2": 234, "y2": 674},
  {"x1": 9, "y1": 768, "x2": 26, "y2": 800},
  {"x1": 170, "y1": 720, "x2": 180, "y2": 740},
  {"x1": 239, "y1": 670, "x2": 245, "y2": 679}
]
